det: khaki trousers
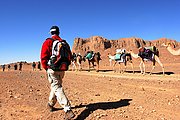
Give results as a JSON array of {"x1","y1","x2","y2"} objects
[{"x1": 47, "y1": 69, "x2": 71, "y2": 112}]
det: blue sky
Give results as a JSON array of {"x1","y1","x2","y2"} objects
[{"x1": 0, "y1": 0, "x2": 180, "y2": 64}]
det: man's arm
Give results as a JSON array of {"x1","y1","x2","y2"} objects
[{"x1": 40, "y1": 39, "x2": 52, "y2": 70}]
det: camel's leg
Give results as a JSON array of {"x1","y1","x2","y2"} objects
[
  {"x1": 139, "y1": 61, "x2": 143, "y2": 74},
  {"x1": 139, "y1": 60, "x2": 145, "y2": 75},
  {"x1": 76, "y1": 58, "x2": 80, "y2": 71},
  {"x1": 109, "y1": 60, "x2": 112, "y2": 67},
  {"x1": 93, "y1": 62, "x2": 95, "y2": 68},
  {"x1": 130, "y1": 61, "x2": 134, "y2": 74},
  {"x1": 78, "y1": 59, "x2": 82, "y2": 71},
  {"x1": 71, "y1": 63, "x2": 74, "y2": 71},
  {"x1": 80, "y1": 64, "x2": 82, "y2": 71},
  {"x1": 72, "y1": 62, "x2": 76, "y2": 71},
  {"x1": 80, "y1": 61, "x2": 83, "y2": 70},
  {"x1": 149, "y1": 60, "x2": 155, "y2": 75},
  {"x1": 75, "y1": 63, "x2": 78, "y2": 72},
  {"x1": 154, "y1": 56, "x2": 165, "y2": 75},
  {"x1": 75, "y1": 63, "x2": 77, "y2": 71},
  {"x1": 96, "y1": 61, "x2": 99, "y2": 72},
  {"x1": 88, "y1": 61, "x2": 90, "y2": 72},
  {"x1": 123, "y1": 65, "x2": 127, "y2": 73},
  {"x1": 142, "y1": 61, "x2": 146, "y2": 75},
  {"x1": 149, "y1": 65, "x2": 155, "y2": 75},
  {"x1": 123, "y1": 62, "x2": 127, "y2": 73},
  {"x1": 77, "y1": 62, "x2": 81, "y2": 71},
  {"x1": 113, "y1": 61, "x2": 117, "y2": 72},
  {"x1": 118, "y1": 62, "x2": 122, "y2": 73},
  {"x1": 77, "y1": 63, "x2": 80, "y2": 71}
]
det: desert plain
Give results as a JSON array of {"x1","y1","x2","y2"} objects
[{"x1": 0, "y1": 37, "x2": 180, "y2": 120}]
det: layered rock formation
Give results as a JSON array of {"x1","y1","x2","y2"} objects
[{"x1": 72, "y1": 36, "x2": 180, "y2": 55}]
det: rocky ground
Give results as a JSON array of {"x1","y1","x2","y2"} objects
[{"x1": 0, "y1": 60, "x2": 180, "y2": 120}]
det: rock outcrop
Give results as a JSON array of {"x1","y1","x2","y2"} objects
[{"x1": 72, "y1": 36, "x2": 180, "y2": 55}]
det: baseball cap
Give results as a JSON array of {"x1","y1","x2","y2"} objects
[{"x1": 49, "y1": 26, "x2": 60, "y2": 35}]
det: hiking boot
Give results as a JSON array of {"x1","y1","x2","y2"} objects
[
  {"x1": 47, "y1": 103, "x2": 55, "y2": 112},
  {"x1": 64, "y1": 110, "x2": 75, "y2": 120}
]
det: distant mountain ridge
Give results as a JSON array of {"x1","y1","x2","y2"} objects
[{"x1": 72, "y1": 36, "x2": 180, "y2": 54}]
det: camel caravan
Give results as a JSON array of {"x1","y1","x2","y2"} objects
[
  {"x1": 70, "y1": 37, "x2": 180, "y2": 75},
  {"x1": 71, "y1": 51, "x2": 101, "y2": 72},
  {"x1": 71, "y1": 46, "x2": 165, "y2": 75}
]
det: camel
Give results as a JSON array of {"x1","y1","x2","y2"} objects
[
  {"x1": 107, "y1": 54, "x2": 115, "y2": 67},
  {"x1": 83, "y1": 51, "x2": 101, "y2": 72},
  {"x1": 107, "y1": 49, "x2": 125, "y2": 66},
  {"x1": 162, "y1": 43, "x2": 180, "y2": 56},
  {"x1": 71, "y1": 53, "x2": 83, "y2": 71},
  {"x1": 107, "y1": 50, "x2": 134, "y2": 73},
  {"x1": 128, "y1": 47, "x2": 165, "y2": 75}
]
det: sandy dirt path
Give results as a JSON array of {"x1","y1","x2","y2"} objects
[{"x1": 0, "y1": 70, "x2": 180, "y2": 120}]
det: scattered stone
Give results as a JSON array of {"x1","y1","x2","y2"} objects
[
  {"x1": 168, "y1": 102, "x2": 171, "y2": 105},
  {"x1": 29, "y1": 89, "x2": 33, "y2": 92},
  {"x1": 14, "y1": 96, "x2": 18, "y2": 99},
  {"x1": 159, "y1": 89, "x2": 166, "y2": 91},
  {"x1": 20, "y1": 110, "x2": 24, "y2": 112},
  {"x1": 99, "y1": 113, "x2": 107, "y2": 117},
  {"x1": 124, "y1": 115, "x2": 128, "y2": 118},
  {"x1": 141, "y1": 87, "x2": 145, "y2": 91},
  {"x1": 9, "y1": 95, "x2": 13, "y2": 98},
  {"x1": 151, "y1": 109, "x2": 156, "y2": 113},
  {"x1": 95, "y1": 94, "x2": 100, "y2": 96}
]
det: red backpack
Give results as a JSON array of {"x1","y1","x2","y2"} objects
[{"x1": 47, "y1": 38, "x2": 72, "y2": 71}]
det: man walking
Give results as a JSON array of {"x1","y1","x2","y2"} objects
[
  {"x1": 19, "y1": 62, "x2": 23, "y2": 71},
  {"x1": 2, "y1": 64, "x2": 5, "y2": 71},
  {"x1": 14, "y1": 64, "x2": 18, "y2": 70},
  {"x1": 32, "y1": 62, "x2": 36, "y2": 71},
  {"x1": 40, "y1": 25, "x2": 75, "y2": 120},
  {"x1": 37, "y1": 61, "x2": 42, "y2": 70},
  {"x1": 8, "y1": 64, "x2": 11, "y2": 71}
]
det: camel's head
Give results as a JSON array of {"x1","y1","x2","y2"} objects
[{"x1": 107, "y1": 53, "x2": 114, "y2": 57}]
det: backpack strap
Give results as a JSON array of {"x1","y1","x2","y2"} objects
[
  {"x1": 46, "y1": 37, "x2": 66, "y2": 42},
  {"x1": 46, "y1": 37, "x2": 55, "y2": 41}
]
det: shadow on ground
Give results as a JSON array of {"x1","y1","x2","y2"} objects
[
  {"x1": 50, "y1": 99, "x2": 132, "y2": 119},
  {"x1": 146, "y1": 71, "x2": 174, "y2": 75},
  {"x1": 69, "y1": 68, "x2": 174, "y2": 76},
  {"x1": 125, "y1": 70, "x2": 174, "y2": 75},
  {"x1": 73, "y1": 99, "x2": 132, "y2": 120}
]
